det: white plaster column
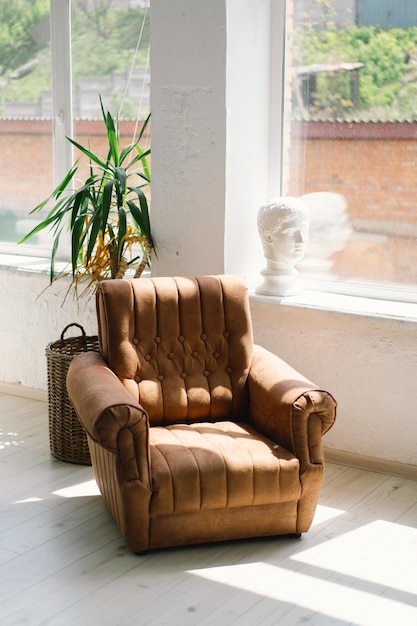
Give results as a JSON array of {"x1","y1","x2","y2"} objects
[
  {"x1": 150, "y1": 0, "x2": 274, "y2": 282},
  {"x1": 150, "y1": 0, "x2": 227, "y2": 276}
]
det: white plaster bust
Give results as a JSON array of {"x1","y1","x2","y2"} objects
[{"x1": 256, "y1": 196, "x2": 310, "y2": 296}]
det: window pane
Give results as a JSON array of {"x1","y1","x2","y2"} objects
[
  {"x1": 0, "y1": 1, "x2": 150, "y2": 253},
  {"x1": 0, "y1": 1, "x2": 53, "y2": 250},
  {"x1": 71, "y1": 0, "x2": 150, "y2": 158},
  {"x1": 284, "y1": 0, "x2": 417, "y2": 292}
]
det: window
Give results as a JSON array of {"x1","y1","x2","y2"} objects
[
  {"x1": 0, "y1": 1, "x2": 52, "y2": 253},
  {"x1": 0, "y1": 0, "x2": 150, "y2": 257},
  {"x1": 283, "y1": 0, "x2": 417, "y2": 300}
]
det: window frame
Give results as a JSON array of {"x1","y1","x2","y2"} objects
[{"x1": 50, "y1": 0, "x2": 73, "y2": 189}]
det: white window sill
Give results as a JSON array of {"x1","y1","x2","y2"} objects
[
  {"x1": 250, "y1": 288, "x2": 417, "y2": 323},
  {"x1": 0, "y1": 252, "x2": 151, "y2": 281},
  {"x1": 0, "y1": 253, "x2": 58, "y2": 274},
  {"x1": 2, "y1": 253, "x2": 417, "y2": 324}
]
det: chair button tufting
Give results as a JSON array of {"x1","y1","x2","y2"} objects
[
  {"x1": 180, "y1": 372, "x2": 187, "y2": 379},
  {"x1": 191, "y1": 351, "x2": 198, "y2": 358},
  {"x1": 203, "y1": 370, "x2": 210, "y2": 377},
  {"x1": 178, "y1": 335, "x2": 184, "y2": 342},
  {"x1": 226, "y1": 367, "x2": 232, "y2": 374},
  {"x1": 201, "y1": 333, "x2": 207, "y2": 341},
  {"x1": 144, "y1": 354, "x2": 151, "y2": 361},
  {"x1": 223, "y1": 331, "x2": 230, "y2": 338},
  {"x1": 132, "y1": 338, "x2": 139, "y2": 345},
  {"x1": 213, "y1": 351, "x2": 220, "y2": 359},
  {"x1": 167, "y1": 352, "x2": 174, "y2": 360},
  {"x1": 155, "y1": 336, "x2": 161, "y2": 343},
  {"x1": 157, "y1": 374, "x2": 164, "y2": 381}
]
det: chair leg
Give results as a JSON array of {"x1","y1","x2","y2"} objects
[{"x1": 288, "y1": 533, "x2": 302, "y2": 539}]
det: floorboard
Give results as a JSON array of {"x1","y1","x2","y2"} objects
[{"x1": 0, "y1": 393, "x2": 416, "y2": 625}]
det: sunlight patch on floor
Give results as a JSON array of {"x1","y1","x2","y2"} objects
[
  {"x1": 188, "y1": 558, "x2": 417, "y2": 625},
  {"x1": 52, "y1": 479, "x2": 100, "y2": 498},
  {"x1": 187, "y1": 518, "x2": 417, "y2": 625},
  {"x1": 311, "y1": 503, "x2": 346, "y2": 525},
  {"x1": 0, "y1": 429, "x2": 24, "y2": 449},
  {"x1": 292, "y1": 519, "x2": 417, "y2": 592}
]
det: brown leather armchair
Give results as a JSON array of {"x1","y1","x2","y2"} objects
[{"x1": 67, "y1": 275, "x2": 336, "y2": 553}]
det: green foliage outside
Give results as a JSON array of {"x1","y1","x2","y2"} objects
[
  {"x1": 0, "y1": 0, "x2": 149, "y2": 117},
  {"x1": 71, "y1": 5, "x2": 149, "y2": 86},
  {"x1": 0, "y1": 0, "x2": 49, "y2": 73},
  {"x1": 292, "y1": 24, "x2": 417, "y2": 121},
  {"x1": 4, "y1": 1, "x2": 417, "y2": 122}
]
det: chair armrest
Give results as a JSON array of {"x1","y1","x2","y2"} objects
[
  {"x1": 67, "y1": 351, "x2": 150, "y2": 485},
  {"x1": 248, "y1": 345, "x2": 336, "y2": 473}
]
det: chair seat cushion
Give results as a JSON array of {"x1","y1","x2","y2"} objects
[{"x1": 149, "y1": 421, "x2": 301, "y2": 516}]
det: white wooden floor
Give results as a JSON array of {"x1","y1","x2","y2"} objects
[{"x1": 1, "y1": 393, "x2": 417, "y2": 626}]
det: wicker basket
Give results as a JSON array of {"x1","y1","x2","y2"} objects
[{"x1": 46, "y1": 323, "x2": 100, "y2": 465}]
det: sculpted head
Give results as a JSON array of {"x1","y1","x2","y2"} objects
[{"x1": 257, "y1": 197, "x2": 310, "y2": 269}]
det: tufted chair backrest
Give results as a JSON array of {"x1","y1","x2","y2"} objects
[{"x1": 96, "y1": 275, "x2": 254, "y2": 426}]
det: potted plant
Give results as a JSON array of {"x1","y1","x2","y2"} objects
[
  {"x1": 20, "y1": 97, "x2": 154, "y2": 299},
  {"x1": 18, "y1": 98, "x2": 154, "y2": 465}
]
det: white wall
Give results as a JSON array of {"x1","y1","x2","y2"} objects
[
  {"x1": 0, "y1": 264, "x2": 96, "y2": 390},
  {"x1": 250, "y1": 295, "x2": 417, "y2": 467}
]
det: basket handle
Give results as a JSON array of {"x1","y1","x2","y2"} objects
[{"x1": 60, "y1": 323, "x2": 86, "y2": 342}]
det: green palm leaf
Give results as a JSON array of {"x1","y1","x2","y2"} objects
[
  {"x1": 115, "y1": 167, "x2": 127, "y2": 196},
  {"x1": 117, "y1": 207, "x2": 127, "y2": 261},
  {"x1": 119, "y1": 142, "x2": 137, "y2": 166},
  {"x1": 137, "y1": 112, "x2": 151, "y2": 143},
  {"x1": 100, "y1": 96, "x2": 119, "y2": 167},
  {"x1": 50, "y1": 230, "x2": 61, "y2": 283},
  {"x1": 133, "y1": 147, "x2": 151, "y2": 182},
  {"x1": 67, "y1": 136, "x2": 108, "y2": 170},
  {"x1": 127, "y1": 190, "x2": 152, "y2": 245},
  {"x1": 86, "y1": 210, "x2": 103, "y2": 266},
  {"x1": 70, "y1": 189, "x2": 87, "y2": 228},
  {"x1": 101, "y1": 179, "x2": 114, "y2": 232},
  {"x1": 71, "y1": 214, "x2": 88, "y2": 276}
]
